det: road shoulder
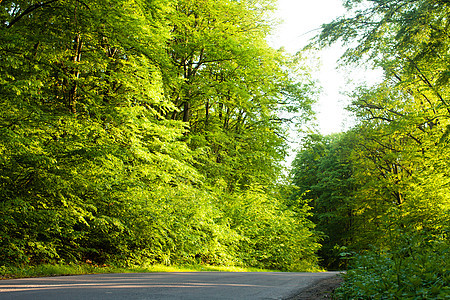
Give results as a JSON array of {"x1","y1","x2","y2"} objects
[{"x1": 285, "y1": 274, "x2": 343, "y2": 299}]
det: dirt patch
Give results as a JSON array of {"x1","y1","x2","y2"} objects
[{"x1": 285, "y1": 275, "x2": 344, "y2": 300}]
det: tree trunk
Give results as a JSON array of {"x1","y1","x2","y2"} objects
[
  {"x1": 68, "y1": 34, "x2": 82, "y2": 114},
  {"x1": 183, "y1": 101, "x2": 190, "y2": 122},
  {"x1": 205, "y1": 99, "x2": 210, "y2": 127}
]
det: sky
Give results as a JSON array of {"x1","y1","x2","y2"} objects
[{"x1": 270, "y1": 0, "x2": 350, "y2": 135}]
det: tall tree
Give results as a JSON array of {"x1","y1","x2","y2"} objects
[
  {"x1": 0, "y1": 0, "x2": 197, "y2": 264},
  {"x1": 314, "y1": 0, "x2": 450, "y2": 246},
  {"x1": 164, "y1": 0, "x2": 315, "y2": 191},
  {"x1": 0, "y1": 0, "x2": 321, "y2": 271},
  {"x1": 291, "y1": 133, "x2": 357, "y2": 269}
]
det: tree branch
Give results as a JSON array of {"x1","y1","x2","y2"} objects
[
  {"x1": 7, "y1": 0, "x2": 59, "y2": 28},
  {"x1": 7, "y1": 0, "x2": 90, "y2": 28}
]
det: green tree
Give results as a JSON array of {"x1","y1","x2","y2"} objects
[
  {"x1": 161, "y1": 0, "x2": 321, "y2": 270},
  {"x1": 291, "y1": 132, "x2": 357, "y2": 269},
  {"x1": 312, "y1": 0, "x2": 450, "y2": 296},
  {"x1": 0, "y1": 0, "x2": 197, "y2": 264},
  {"x1": 314, "y1": 0, "x2": 450, "y2": 253},
  {"x1": 0, "y1": 0, "x2": 321, "y2": 271},
  {"x1": 163, "y1": 0, "x2": 315, "y2": 191}
]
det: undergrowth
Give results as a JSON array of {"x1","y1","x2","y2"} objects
[
  {"x1": 335, "y1": 236, "x2": 449, "y2": 299},
  {"x1": 0, "y1": 262, "x2": 281, "y2": 280}
]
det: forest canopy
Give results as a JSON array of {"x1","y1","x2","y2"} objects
[
  {"x1": 3, "y1": 2, "x2": 448, "y2": 297},
  {"x1": 0, "y1": 0, "x2": 320, "y2": 271},
  {"x1": 290, "y1": 0, "x2": 450, "y2": 298}
]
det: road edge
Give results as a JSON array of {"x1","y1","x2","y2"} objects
[{"x1": 283, "y1": 273, "x2": 344, "y2": 300}]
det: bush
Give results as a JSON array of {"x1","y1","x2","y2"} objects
[{"x1": 335, "y1": 235, "x2": 450, "y2": 299}]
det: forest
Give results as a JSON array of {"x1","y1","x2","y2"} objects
[
  {"x1": 292, "y1": 0, "x2": 449, "y2": 298},
  {"x1": 0, "y1": 0, "x2": 319, "y2": 272},
  {"x1": 0, "y1": 0, "x2": 449, "y2": 298}
]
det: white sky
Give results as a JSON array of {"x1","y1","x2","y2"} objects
[{"x1": 270, "y1": 0, "x2": 349, "y2": 135}]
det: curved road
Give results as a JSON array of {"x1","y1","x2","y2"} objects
[{"x1": 0, "y1": 271, "x2": 340, "y2": 300}]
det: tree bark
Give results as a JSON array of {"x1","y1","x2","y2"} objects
[
  {"x1": 68, "y1": 34, "x2": 82, "y2": 114},
  {"x1": 183, "y1": 101, "x2": 190, "y2": 122}
]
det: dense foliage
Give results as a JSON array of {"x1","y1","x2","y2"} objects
[
  {"x1": 290, "y1": 0, "x2": 450, "y2": 297},
  {"x1": 0, "y1": 0, "x2": 320, "y2": 271},
  {"x1": 291, "y1": 133, "x2": 358, "y2": 270}
]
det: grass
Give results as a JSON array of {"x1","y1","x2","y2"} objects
[{"x1": 0, "y1": 263, "x2": 279, "y2": 280}]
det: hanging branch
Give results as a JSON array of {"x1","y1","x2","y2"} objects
[
  {"x1": 7, "y1": 0, "x2": 58, "y2": 28},
  {"x1": 7, "y1": 0, "x2": 90, "y2": 28}
]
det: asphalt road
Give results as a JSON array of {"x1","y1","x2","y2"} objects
[{"x1": 0, "y1": 271, "x2": 340, "y2": 300}]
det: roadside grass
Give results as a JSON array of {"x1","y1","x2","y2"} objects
[{"x1": 0, "y1": 263, "x2": 279, "y2": 280}]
